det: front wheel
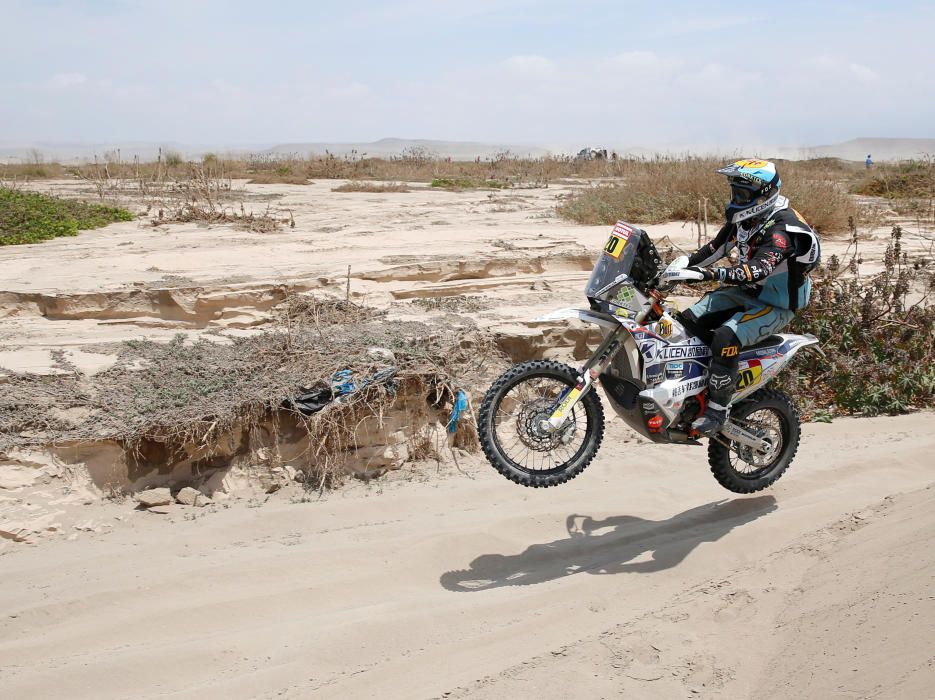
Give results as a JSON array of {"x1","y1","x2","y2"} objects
[
  {"x1": 477, "y1": 360, "x2": 604, "y2": 487},
  {"x1": 708, "y1": 388, "x2": 801, "y2": 494}
]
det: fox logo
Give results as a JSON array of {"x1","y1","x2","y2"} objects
[
  {"x1": 721, "y1": 346, "x2": 739, "y2": 358},
  {"x1": 710, "y1": 374, "x2": 733, "y2": 390}
]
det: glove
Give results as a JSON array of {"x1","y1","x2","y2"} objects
[
  {"x1": 662, "y1": 264, "x2": 706, "y2": 283},
  {"x1": 682, "y1": 266, "x2": 728, "y2": 282},
  {"x1": 697, "y1": 266, "x2": 728, "y2": 282},
  {"x1": 663, "y1": 255, "x2": 689, "y2": 276},
  {"x1": 661, "y1": 256, "x2": 697, "y2": 283}
]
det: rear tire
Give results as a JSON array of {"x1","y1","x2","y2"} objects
[
  {"x1": 708, "y1": 388, "x2": 800, "y2": 494},
  {"x1": 478, "y1": 360, "x2": 604, "y2": 488}
]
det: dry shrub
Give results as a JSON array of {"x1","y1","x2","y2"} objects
[
  {"x1": 556, "y1": 156, "x2": 859, "y2": 234},
  {"x1": 3, "y1": 156, "x2": 293, "y2": 232},
  {"x1": 247, "y1": 174, "x2": 310, "y2": 185},
  {"x1": 778, "y1": 160, "x2": 859, "y2": 234},
  {"x1": 14, "y1": 148, "x2": 627, "y2": 186},
  {"x1": 0, "y1": 296, "x2": 505, "y2": 489},
  {"x1": 779, "y1": 223, "x2": 935, "y2": 419},
  {"x1": 276, "y1": 295, "x2": 379, "y2": 327},
  {"x1": 853, "y1": 157, "x2": 935, "y2": 224},
  {"x1": 0, "y1": 162, "x2": 68, "y2": 180},
  {"x1": 332, "y1": 181, "x2": 410, "y2": 193},
  {"x1": 556, "y1": 157, "x2": 724, "y2": 225},
  {"x1": 430, "y1": 177, "x2": 511, "y2": 190},
  {"x1": 141, "y1": 163, "x2": 294, "y2": 232},
  {"x1": 152, "y1": 201, "x2": 293, "y2": 233},
  {"x1": 3, "y1": 150, "x2": 863, "y2": 235},
  {"x1": 854, "y1": 157, "x2": 935, "y2": 200},
  {"x1": 408, "y1": 296, "x2": 492, "y2": 313}
]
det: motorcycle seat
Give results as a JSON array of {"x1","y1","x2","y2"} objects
[{"x1": 743, "y1": 334, "x2": 784, "y2": 351}]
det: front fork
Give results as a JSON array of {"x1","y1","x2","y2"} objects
[{"x1": 542, "y1": 325, "x2": 628, "y2": 431}]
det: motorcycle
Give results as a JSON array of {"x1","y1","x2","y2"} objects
[{"x1": 476, "y1": 221, "x2": 820, "y2": 494}]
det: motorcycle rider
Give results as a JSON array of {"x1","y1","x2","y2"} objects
[{"x1": 662, "y1": 159, "x2": 820, "y2": 435}]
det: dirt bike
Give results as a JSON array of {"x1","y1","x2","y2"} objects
[{"x1": 477, "y1": 221, "x2": 820, "y2": 494}]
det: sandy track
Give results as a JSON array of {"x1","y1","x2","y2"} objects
[{"x1": 2, "y1": 412, "x2": 933, "y2": 699}]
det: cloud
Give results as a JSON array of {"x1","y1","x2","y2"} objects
[
  {"x1": 807, "y1": 55, "x2": 879, "y2": 83},
  {"x1": 44, "y1": 73, "x2": 88, "y2": 90},
  {"x1": 332, "y1": 82, "x2": 370, "y2": 99},
  {"x1": 651, "y1": 15, "x2": 760, "y2": 37},
  {"x1": 502, "y1": 55, "x2": 555, "y2": 79},
  {"x1": 848, "y1": 63, "x2": 879, "y2": 83},
  {"x1": 605, "y1": 51, "x2": 670, "y2": 72},
  {"x1": 37, "y1": 72, "x2": 151, "y2": 101},
  {"x1": 210, "y1": 79, "x2": 245, "y2": 98}
]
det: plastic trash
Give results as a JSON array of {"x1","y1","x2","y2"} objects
[
  {"x1": 447, "y1": 390, "x2": 469, "y2": 434},
  {"x1": 287, "y1": 368, "x2": 399, "y2": 416},
  {"x1": 331, "y1": 369, "x2": 356, "y2": 396}
]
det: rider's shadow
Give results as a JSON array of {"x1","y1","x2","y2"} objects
[{"x1": 440, "y1": 496, "x2": 776, "y2": 592}]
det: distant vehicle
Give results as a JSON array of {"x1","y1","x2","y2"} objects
[{"x1": 575, "y1": 147, "x2": 608, "y2": 161}]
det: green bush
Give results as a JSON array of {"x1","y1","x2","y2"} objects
[
  {"x1": 0, "y1": 187, "x2": 134, "y2": 245},
  {"x1": 779, "y1": 224, "x2": 935, "y2": 417}
]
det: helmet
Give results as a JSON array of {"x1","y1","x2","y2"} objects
[{"x1": 717, "y1": 159, "x2": 781, "y2": 226}]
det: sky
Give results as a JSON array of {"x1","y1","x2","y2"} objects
[{"x1": 2, "y1": 0, "x2": 934, "y2": 150}]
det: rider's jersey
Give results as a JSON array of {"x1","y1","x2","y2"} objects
[{"x1": 687, "y1": 198, "x2": 816, "y2": 310}]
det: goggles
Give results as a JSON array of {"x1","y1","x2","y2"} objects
[{"x1": 729, "y1": 177, "x2": 761, "y2": 206}]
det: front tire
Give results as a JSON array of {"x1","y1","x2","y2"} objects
[
  {"x1": 708, "y1": 388, "x2": 801, "y2": 494},
  {"x1": 477, "y1": 360, "x2": 604, "y2": 488}
]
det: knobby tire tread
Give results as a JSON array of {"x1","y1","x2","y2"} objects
[
  {"x1": 478, "y1": 360, "x2": 604, "y2": 488},
  {"x1": 707, "y1": 388, "x2": 801, "y2": 494}
]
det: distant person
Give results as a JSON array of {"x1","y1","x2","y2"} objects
[
  {"x1": 663, "y1": 159, "x2": 821, "y2": 435},
  {"x1": 865, "y1": 154, "x2": 873, "y2": 169}
]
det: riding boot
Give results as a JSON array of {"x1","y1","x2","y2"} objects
[
  {"x1": 693, "y1": 326, "x2": 741, "y2": 436},
  {"x1": 692, "y1": 370, "x2": 735, "y2": 435}
]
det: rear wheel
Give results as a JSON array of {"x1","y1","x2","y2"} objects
[
  {"x1": 477, "y1": 361, "x2": 604, "y2": 488},
  {"x1": 708, "y1": 388, "x2": 800, "y2": 494}
]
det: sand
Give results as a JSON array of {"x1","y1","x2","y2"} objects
[
  {"x1": 1, "y1": 413, "x2": 933, "y2": 698},
  {"x1": 1, "y1": 178, "x2": 933, "y2": 698}
]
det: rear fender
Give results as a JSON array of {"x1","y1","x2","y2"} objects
[{"x1": 733, "y1": 333, "x2": 820, "y2": 402}]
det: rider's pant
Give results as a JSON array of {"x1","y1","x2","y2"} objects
[
  {"x1": 683, "y1": 287, "x2": 794, "y2": 347},
  {"x1": 681, "y1": 287, "x2": 794, "y2": 407}
]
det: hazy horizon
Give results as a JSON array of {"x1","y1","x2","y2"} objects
[{"x1": 4, "y1": 1, "x2": 934, "y2": 148}]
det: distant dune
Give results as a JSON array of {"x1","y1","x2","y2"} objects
[{"x1": 1, "y1": 136, "x2": 933, "y2": 163}]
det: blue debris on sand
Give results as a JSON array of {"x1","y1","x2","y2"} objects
[
  {"x1": 289, "y1": 368, "x2": 399, "y2": 416},
  {"x1": 447, "y1": 390, "x2": 469, "y2": 434},
  {"x1": 331, "y1": 369, "x2": 356, "y2": 396}
]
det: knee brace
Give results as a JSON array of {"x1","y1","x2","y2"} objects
[
  {"x1": 710, "y1": 326, "x2": 742, "y2": 369},
  {"x1": 707, "y1": 326, "x2": 742, "y2": 404}
]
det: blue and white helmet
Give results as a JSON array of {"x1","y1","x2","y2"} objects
[{"x1": 717, "y1": 158, "x2": 782, "y2": 226}]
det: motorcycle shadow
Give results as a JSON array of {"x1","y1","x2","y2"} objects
[{"x1": 439, "y1": 496, "x2": 777, "y2": 592}]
